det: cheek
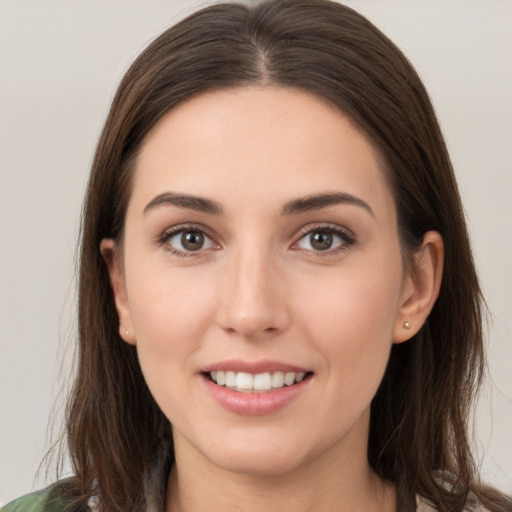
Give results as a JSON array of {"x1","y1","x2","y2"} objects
[
  {"x1": 299, "y1": 259, "x2": 401, "y2": 335},
  {"x1": 296, "y1": 257, "x2": 403, "y2": 389},
  {"x1": 124, "y1": 264, "x2": 221, "y2": 423},
  {"x1": 125, "y1": 262, "x2": 218, "y2": 370}
]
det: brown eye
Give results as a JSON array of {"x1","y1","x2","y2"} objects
[
  {"x1": 294, "y1": 227, "x2": 353, "y2": 253},
  {"x1": 165, "y1": 228, "x2": 216, "y2": 254},
  {"x1": 181, "y1": 231, "x2": 205, "y2": 251},
  {"x1": 309, "y1": 231, "x2": 333, "y2": 251}
]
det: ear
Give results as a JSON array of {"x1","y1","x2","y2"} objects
[
  {"x1": 100, "y1": 238, "x2": 137, "y2": 345},
  {"x1": 393, "y1": 231, "x2": 444, "y2": 343}
]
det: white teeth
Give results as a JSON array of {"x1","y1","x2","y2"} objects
[
  {"x1": 208, "y1": 370, "x2": 308, "y2": 391},
  {"x1": 225, "y1": 371, "x2": 237, "y2": 388},
  {"x1": 284, "y1": 372, "x2": 295, "y2": 386},
  {"x1": 253, "y1": 372, "x2": 272, "y2": 391},
  {"x1": 236, "y1": 372, "x2": 253, "y2": 390},
  {"x1": 271, "y1": 371, "x2": 285, "y2": 388}
]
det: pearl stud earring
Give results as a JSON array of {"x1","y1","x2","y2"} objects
[{"x1": 403, "y1": 321, "x2": 411, "y2": 329}]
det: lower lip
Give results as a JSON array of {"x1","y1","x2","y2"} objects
[{"x1": 202, "y1": 375, "x2": 312, "y2": 416}]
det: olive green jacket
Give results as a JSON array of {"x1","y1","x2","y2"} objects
[
  {"x1": 1, "y1": 481, "x2": 87, "y2": 512},
  {"x1": 2, "y1": 488, "x2": 57, "y2": 512}
]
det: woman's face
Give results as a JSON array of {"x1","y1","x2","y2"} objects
[{"x1": 106, "y1": 86, "x2": 416, "y2": 476}]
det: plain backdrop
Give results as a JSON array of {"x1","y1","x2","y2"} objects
[{"x1": 0, "y1": 0, "x2": 511, "y2": 505}]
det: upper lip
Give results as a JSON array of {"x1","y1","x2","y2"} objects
[{"x1": 201, "y1": 359, "x2": 310, "y2": 374}]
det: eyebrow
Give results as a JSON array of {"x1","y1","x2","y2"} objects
[
  {"x1": 143, "y1": 191, "x2": 374, "y2": 217},
  {"x1": 282, "y1": 192, "x2": 374, "y2": 217},
  {"x1": 144, "y1": 192, "x2": 223, "y2": 215}
]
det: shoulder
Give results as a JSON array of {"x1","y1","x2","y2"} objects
[{"x1": 1, "y1": 480, "x2": 87, "y2": 512}]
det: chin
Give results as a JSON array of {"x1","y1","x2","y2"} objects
[
  {"x1": 209, "y1": 448, "x2": 309, "y2": 478},
  {"x1": 194, "y1": 427, "x2": 329, "y2": 479}
]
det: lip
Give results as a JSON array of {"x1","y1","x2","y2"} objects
[
  {"x1": 201, "y1": 359, "x2": 309, "y2": 374},
  {"x1": 200, "y1": 363, "x2": 313, "y2": 416}
]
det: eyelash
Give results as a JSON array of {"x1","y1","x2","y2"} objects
[
  {"x1": 157, "y1": 223, "x2": 218, "y2": 258},
  {"x1": 157, "y1": 223, "x2": 356, "y2": 258},
  {"x1": 292, "y1": 223, "x2": 356, "y2": 257}
]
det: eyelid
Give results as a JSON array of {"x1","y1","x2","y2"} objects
[
  {"x1": 290, "y1": 223, "x2": 356, "y2": 254},
  {"x1": 157, "y1": 223, "x2": 221, "y2": 257},
  {"x1": 156, "y1": 221, "x2": 355, "y2": 257}
]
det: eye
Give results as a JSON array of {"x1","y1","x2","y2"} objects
[
  {"x1": 161, "y1": 226, "x2": 217, "y2": 255},
  {"x1": 293, "y1": 226, "x2": 354, "y2": 253}
]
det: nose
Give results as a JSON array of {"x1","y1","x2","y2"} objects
[{"x1": 216, "y1": 247, "x2": 290, "y2": 340}]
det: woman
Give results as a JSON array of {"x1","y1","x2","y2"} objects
[{"x1": 3, "y1": 0, "x2": 511, "y2": 511}]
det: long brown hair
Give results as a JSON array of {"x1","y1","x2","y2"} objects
[{"x1": 62, "y1": 1, "x2": 512, "y2": 511}]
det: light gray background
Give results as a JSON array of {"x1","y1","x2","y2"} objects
[{"x1": 1, "y1": 0, "x2": 511, "y2": 505}]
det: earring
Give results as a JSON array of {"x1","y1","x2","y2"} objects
[
  {"x1": 125, "y1": 327, "x2": 130, "y2": 336},
  {"x1": 403, "y1": 321, "x2": 411, "y2": 329}
]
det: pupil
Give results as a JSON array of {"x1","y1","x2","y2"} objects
[
  {"x1": 311, "y1": 231, "x2": 332, "y2": 250},
  {"x1": 182, "y1": 231, "x2": 204, "y2": 251}
]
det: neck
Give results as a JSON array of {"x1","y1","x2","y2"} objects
[
  {"x1": 166, "y1": 411, "x2": 396, "y2": 512},
  {"x1": 168, "y1": 461, "x2": 394, "y2": 512}
]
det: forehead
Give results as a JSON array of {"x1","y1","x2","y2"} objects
[{"x1": 131, "y1": 86, "x2": 395, "y2": 220}]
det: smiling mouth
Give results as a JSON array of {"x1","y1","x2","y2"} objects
[{"x1": 205, "y1": 370, "x2": 313, "y2": 393}]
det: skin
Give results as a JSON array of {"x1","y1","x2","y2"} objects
[{"x1": 102, "y1": 86, "x2": 443, "y2": 512}]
